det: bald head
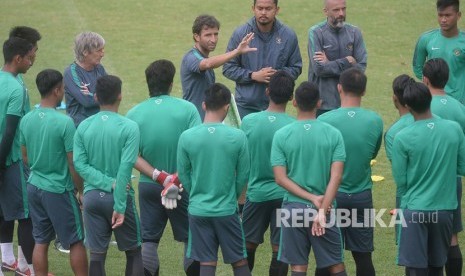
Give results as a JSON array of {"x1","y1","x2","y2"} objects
[{"x1": 324, "y1": 0, "x2": 346, "y2": 28}]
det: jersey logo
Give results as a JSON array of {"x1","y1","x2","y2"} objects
[
  {"x1": 431, "y1": 47, "x2": 440, "y2": 50},
  {"x1": 38, "y1": 112, "x2": 45, "y2": 119},
  {"x1": 346, "y1": 43, "x2": 353, "y2": 51},
  {"x1": 268, "y1": 116, "x2": 276, "y2": 123},
  {"x1": 427, "y1": 123, "x2": 435, "y2": 130},
  {"x1": 276, "y1": 37, "x2": 282, "y2": 44},
  {"x1": 440, "y1": 99, "x2": 448, "y2": 105},
  {"x1": 304, "y1": 124, "x2": 312, "y2": 131},
  {"x1": 454, "y1": 48, "x2": 462, "y2": 56},
  {"x1": 347, "y1": 111, "x2": 356, "y2": 118},
  {"x1": 101, "y1": 115, "x2": 109, "y2": 121},
  {"x1": 207, "y1": 127, "x2": 215, "y2": 134},
  {"x1": 155, "y1": 99, "x2": 163, "y2": 105},
  {"x1": 99, "y1": 192, "x2": 105, "y2": 197},
  {"x1": 323, "y1": 45, "x2": 331, "y2": 49}
]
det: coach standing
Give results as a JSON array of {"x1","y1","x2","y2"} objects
[
  {"x1": 223, "y1": 0, "x2": 302, "y2": 119},
  {"x1": 308, "y1": 0, "x2": 367, "y2": 116}
]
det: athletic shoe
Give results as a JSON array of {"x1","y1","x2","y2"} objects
[
  {"x1": 1, "y1": 260, "x2": 17, "y2": 272},
  {"x1": 54, "y1": 240, "x2": 70, "y2": 254},
  {"x1": 15, "y1": 268, "x2": 55, "y2": 276}
]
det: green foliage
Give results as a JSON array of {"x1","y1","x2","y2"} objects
[{"x1": 1, "y1": 0, "x2": 463, "y2": 275}]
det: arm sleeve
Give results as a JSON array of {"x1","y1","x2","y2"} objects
[
  {"x1": 177, "y1": 134, "x2": 192, "y2": 193},
  {"x1": 308, "y1": 28, "x2": 352, "y2": 78},
  {"x1": 64, "y1": 67, "x2": 100, "y2": 109},
  {"x1": 113, "y1": 124, "x2": 140, "y2": 214},
  {"x1": 73, "y1": 128, "x2": 115, "y2": 192},
  {"x1": 280, "y1": 32, "x2": 302, "y2": 79},
  {"x1": 270, "y1": 132, "x2": 287, "y2": 167},
  {"x1": 353, "y1": 28, "x2": 368, "y2": 72},
  {"x1": 412, "y1": 35, "x2": 428, "y2": 80},
  {"x1": 384, "y1": 130, "x2": 394, "y2": 162},
  {"x1": 372, "y1": 118, "x2": 383, "y2": 159},
  {"x1": 392, "y1": 137, "x2": 408, "y2": 197},
  {"x1": 457, "y1": 130, "x2": 465, "y2": 176},
  {"x1": 0, "y1": 115, "x2": 21, "y2": 169},
  {"x1": 222, "y1": 30, "x2": 254, "y2": 84},
  {"x1": 63, "y1": 119, "x2": 76, "y2": 152},
  {"x1": 235, "y1": 135, "x2": 250, "y2": 198}
]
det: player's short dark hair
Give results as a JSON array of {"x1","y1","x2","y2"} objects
[
  {"x1": 3, "y1": 37, "x2": 33, "y2": 63},
  {"x1": 204, "y1": 83, "x2": 231, "y2": 111},
  {"x1": 145, "y1": 59, "x2": 176, "y2": 97},
  {"x1": 294, "y1": 81, "x2": 320, "y2": 112},
  {"x1": 95, "y1": 75, "x2": 122, "y2": 106},
  {"x1": 254, "y1": 0, "x2": 278, "y2": 5},
  {"x1": 268, "y1": 71, "x2": 294, "y2": 104},
  {"x1": 9, "y1": 26, "x2": 41, "y2": 46},
  {"x1": 403, "y1": 81, "x2": 432, "y2": 113},
  {"x1": 437, "y1": 0, "x2": 459, "y2": 12},
  {"x1": 36, "y1": 69, "x2": 63, "y2": 97},
  {"x1": 192, "y1": 15, "x2": 220, "y2": 37},
  {"x1": 339, "y1": 68, "x2": 367, "y2": 96},
  {"x1": 392, "y1": 74, "x2": 415, "y2": 107},
  {"x1": 423, "y1": 58, "x2": 449, "y2": 89}
]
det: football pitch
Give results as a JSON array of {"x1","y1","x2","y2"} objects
[{"x1": 1, "y1": 0, "x2": 464, "y2": 275}]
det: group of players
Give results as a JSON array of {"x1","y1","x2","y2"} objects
[{"x1": 0, "y1": 0, "x2": 464, "y2": 275}]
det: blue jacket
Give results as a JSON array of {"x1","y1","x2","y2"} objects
[
  {"x1": 308, "y1": 21, "x2": 367, "y2": 110},
  {"x1": 223, "y1": 18, "x2": 302, "y2": 111}
]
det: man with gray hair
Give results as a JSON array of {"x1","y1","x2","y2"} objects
[
  {"x1": 64, "y1": 31, "x2": 107, "y2": 127},
  {"x1": 308, "y1": 0, "x2": 367, "y2": 116}
]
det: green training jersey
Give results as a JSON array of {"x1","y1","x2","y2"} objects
[
  {"x1": 16, "y1": 74, "x2": 31, "y2": 113},
  {"x1": 177, "y1": 123, "x2": 250, "y2": 217},
  {"x1": 431, "y1": 95, "x2": 465, "y2": 133},
  {"x1": 20, "y1": 108, "x2": 75, "y2": 193},
  {"x1": 0, "y1": 71, "x2": 29, "y2": 166},
  {"x1": 271, "y1": 120, "x2": 346, "y2": 205},
  {"x1": 392, "y1": 117, "x2": 465, "y2": 211},
  {"x1": 319, "y1": 107, "x2": 383, "y2": 193},
  {"x1": 126, "y1": 95, "x2": 201, "y2": 184},
  {"x1": 384, "y1": 113, "x2": 414, "y2": 162},
  {"x1": 74, "y1": 111, "x2": 140, "y2": 214},
  {"x1": 413, "y1": 29, "x2": 465, "y2": 103},
  {"x1": 241, "y1": 111, "x2": 295, "y2": 202}
]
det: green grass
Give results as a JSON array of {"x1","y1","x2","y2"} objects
[{"x1": 1, "y1": 0, "x2": 465, "y2": 275}]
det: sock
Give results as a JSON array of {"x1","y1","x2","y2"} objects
[
  {"x1": 125, "y1": 247, "x2": 143, "y2": 276},
  {"x1": 183, "y1": 242, "x2": 199, "y2": 276},
  {"x1": 17, "y1": 246, "x2": 28, "y2": 272},
  {"x1": 428, "y1": 266, "x2": 443, "y2": 276},
  {"x1": 406, "y1": 267, "x2": 428, "y2": 276},
  {"x1": 246, "y1": 248, "x2": 256, "y2": 271},
  {"x1": 291, "y1": 271, "x2": 306, "y2": 276},
  {"x1": 200, "y1": 265, "x2": 216, "y2": 276},
  {"x1": 17, "y1": 219, "x2": 34, "y2": 264},
  {"x1": 0, "y1": 243, "x2": 15, "y2": 265},
  {"x1": 142, "y1": 242, "x2": 159, "y2": 275},
  {"x1": 27, "y1": 264, "x2": 35, "y2": 274},
  {"x1": 315, "y1": 267, "x2": 330, "y2": 276},
  {"x1": 89, "y1": 251, "x2": 107, "y2": 276},
  {"x1": 352, "y1": 251, "x2": 375, "y2": 276},
  {"x1": 269, "y1": 251, "x2": 288, "y2": 276},
  {"x1": 445, "y1": 245, "x2": 462, "y2": 276},
  {"x1": 233, "y1": 264, "x2": 251, "y2": 276},
  {"x1": 332, "y1": 271, "x2": 348, "y2": 276}
]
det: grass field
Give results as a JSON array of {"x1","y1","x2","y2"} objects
[{"x1": 1, "y1": 0, "x2": 465, "y2": 275}]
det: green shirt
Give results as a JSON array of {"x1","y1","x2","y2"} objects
[
  {"x1": 413, "y1": 29, "x2": 465, "y2": 103},
  {"x1": 431, "y1": 95, "x2": 465, "y2": 133},
  {"x1": 74, "y1": 111, "x2": 140, "y2": 214},
  {"x1": 392, "y1": 118, "x2": 465, "y2": 210},
  {"x1": 319, "y1": 107, "x2": 383, "y2": 193},
  {"x1": 177, "y1": 123, "x2": 250, "y2": 217},
  {"x1": 20, "y1": 108, "x2": 75, "y2": 193},
  {"x1": 241, "y1": 111, "x2": 295, "y2": 202},
  {"x1": 0, "y1": 71, "x2": 29, "y2": 166},
  {"x1": 271, "y1": 120, "x2": 346, "y2": 205},
  {"x1": 384, "y1": 113, "x2": 414, "y2": 162},
  {"x1": 126, "y1": 95, "x2": 201, "y2": 183}
]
